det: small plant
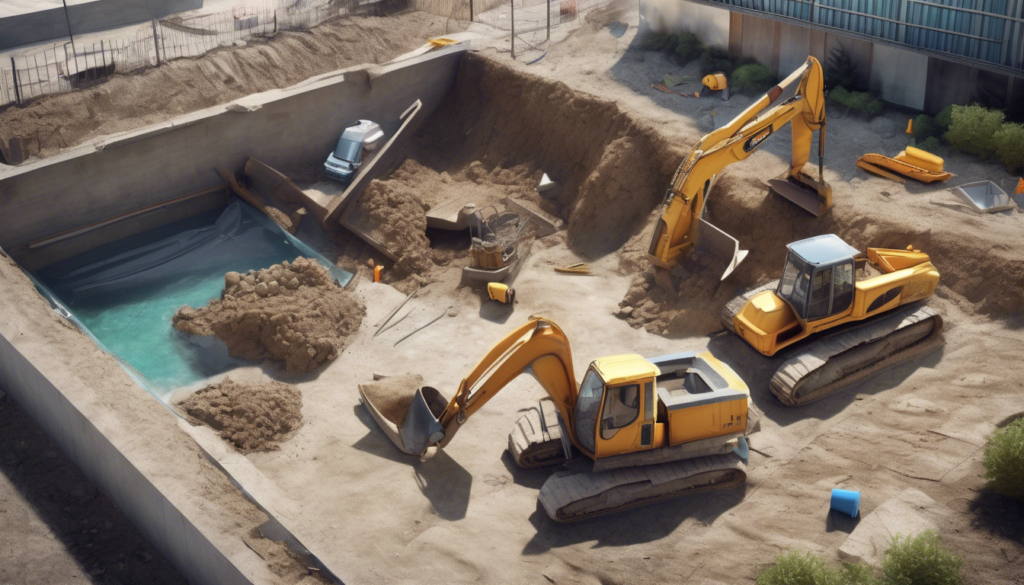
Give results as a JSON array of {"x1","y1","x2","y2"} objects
[
  {"x1": 944, "y1": 104, "x2": 1004, "y2": 158},
  {"x1": 825, "y1": 46, "x2": 861, "y2": 91},
  {"x1": 699, "y1": 46, "x2": 735, "y2": 76},
  {"x1": 916, "y1": 136, "x2": 943, "y2": 155},
  {"x1": 639, "y1": 32, "x2": 703, "y2": 65},
  {"x1": 935, "y1": 104, "x2": 954, "y2": 133},
  {"x1": 757, "y1": 552, "x2": 875, "y2": 585},
  {"x1": 993, "y1": 123, "x2": 1024, "y2": 174},
  {"x1": 983, "y1": 417, "x2": 1024, "y2": 499},
  {"x1": 911, "y1": 114, "x2": 940, "y2": 140},
  {"x1": 880, "y1": 531, "x2": 963, "y2": 585},
  {"x1": 731, "y1": 63, "x2": 775, "y2": 94},
  {"x1": 829, "y1": 87, "x2": 885, "y2": 119}
]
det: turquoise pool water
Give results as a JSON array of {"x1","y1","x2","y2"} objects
[{"x1": 33, "y1": 199, "x2": 352, "y2": 398}]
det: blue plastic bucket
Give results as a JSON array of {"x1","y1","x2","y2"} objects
[{"x1": 831, "y1": 488, "x2": 861, "y2": 517}]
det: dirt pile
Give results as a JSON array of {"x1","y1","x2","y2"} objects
[
  {"x1": 410, "y1": 52, "x2": 680, "y2": 258},
  {"x1": 173, "y1": 258, "x2": 365, "y2": 373},
  {"x1": 0, "y1": 11, "x2": 448, "y2": 161},
  {"x1": 179, "y1": 377, "x2": 303, "y2": 453},
  {"x1": 349, "y1": 158, "x2": 545, "y2": 291}
]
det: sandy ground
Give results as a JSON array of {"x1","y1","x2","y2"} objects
[
  {"x1": 0, "y1": 10, "x2": 451, "y2": 161},
  {"x1": 2, "y1": 2, "x2": 1024, "y2": 584}
]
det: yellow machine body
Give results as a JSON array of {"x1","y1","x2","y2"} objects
[
  {"x1": 702, "y1": 73, "x2": 727, "y2": 91},
  {"x1": 361, "y1": 317, "x2": 749, "y2": 462},
  {"x1": 649, "y1": 56, "x2": 831, "y2": 271},
  {"x1": 731, "y1": 235, "x2": 939, "y2": 356},
  {"x1": 857, "y1": 147, "x2": 952, "y2": 183},
  {"x1": 487, "y1": 282, "x2": 515, "y2": 304}
]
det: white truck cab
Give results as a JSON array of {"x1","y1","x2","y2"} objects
[{"x1": 324, "y1": 120, "x2": 385, "y2": 184}]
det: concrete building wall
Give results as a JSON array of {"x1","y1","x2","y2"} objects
[
  {"x1": 870, "y1": 44, "x2": 928, "y2": 111},
  {"x1": 642, "y1": 0, "x2": 730, "y2": 48},
  {"x1": 0, "y1": 45, "x2": 466, "y2": 269},
  {"x1": 0, "y1": 0, "x2": 203, "y2": 50}
]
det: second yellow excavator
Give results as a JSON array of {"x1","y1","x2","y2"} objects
[
  {"x1": 649, "y1": 56, "x2": 832, "y2": 279},
  {"x1": 359, "y1": 317, "x2": 760, "y2": 522}
]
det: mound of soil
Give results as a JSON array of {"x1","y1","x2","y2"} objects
[
  {"x1": 173, "y1": 257, "x2": 365, "y2": 373},
  {"x1": 179, "y1": 377, "x2": 302, "y2": 453}
]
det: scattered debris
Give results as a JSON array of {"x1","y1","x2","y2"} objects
[
  {"x1": 555, "y1": 262, "x2": 592, "y2": 275},
  {"x1": 651, "y1": 83, "x2": 699, "y2": 97},
  {"x1": 374, "y1": 286, "x2": 419, "y2": 328},
  {"x1": 393, "y1": 306, "x2": 452, "y2": 347}
]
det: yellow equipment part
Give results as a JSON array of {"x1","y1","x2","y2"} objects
[
  {"x1": 857, "y1": 151, "x2": 952, "y2": 183},
  {"x1": 648, "y1": 57, "x2": 831, "y2": 274},
  {"x1": 731, "y1": 236, "x2": 939, "y2": 357},
  {"x1": 487, "y1": 282, "x2": 515, "y2": 304},
  {"x1": 702, "y1": 73, "x2": 727, "y2": 91}
]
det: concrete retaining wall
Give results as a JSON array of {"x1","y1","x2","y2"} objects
[
  {"x1": 0, "y1": 44, "x2": 466, "y2": 270},
  {"x1": 0, "y1": 0, "x2": 203, "y2": 51},
  {"x1": 0, "y1": 332, "x2": 252, "y2": 585}
]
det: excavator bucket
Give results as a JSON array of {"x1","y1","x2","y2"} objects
[
  {"x1": 694, "y1": 217, "x2": 749, "y2": 280},
  {"x1": 359, "y1": 376, "x2": 449, "y2": 456}
]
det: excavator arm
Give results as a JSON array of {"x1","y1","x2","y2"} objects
[
  {"x1": 647, "y1": 57, "x2": 829, "y2": 278},
  {"x1": 360, "y1": 317, "x2": 584, "y2": 456}
]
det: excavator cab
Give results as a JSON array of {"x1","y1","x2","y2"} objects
[
  {"x1": 776, "y1": 235, "x2": 858, "y2": 324},
  {"x1": 572, "y1": 356, "x2": 660, "y2": 459}
]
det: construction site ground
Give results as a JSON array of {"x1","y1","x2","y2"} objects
[{"x1": 1, "y1": 1, "x2": 1023, "y2": 584}]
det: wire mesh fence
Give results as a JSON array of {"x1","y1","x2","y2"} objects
[{"x1": 0, "y1": 0, "x2": 385, "y2": 107}]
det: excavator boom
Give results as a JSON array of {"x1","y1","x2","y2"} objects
[{"x1": 648, "y1": 57, "x2": 830, "y2": 277}]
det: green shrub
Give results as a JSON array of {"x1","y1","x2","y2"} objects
[
  {"x1": 757, "y1": 552, "x2": 875, "y2": 585},
  {"x1": 916, "y1": 136, "x2": 942, "y2": 155},
  {"x1": 912, "y1": 114, "x2": 940, "y2": 139},
  {"x1": 935, "y1": 104, "x2": 954, "y2": 133},
  {"x1": 825, "y1": 46, "x2": 861, "y2": 91},
  {"x1": 638, "y1": 32, "x2": 703, "y2": 64},
  {"x1": 993, "y1": 122, "x2": 1024, "y2": 174},
  {"x1": 731, "y1": 63, "x2": 775, "y2": 94},
  {"x1": 983, "y1": 417, "x2": 1024, "y2": 499},
  {"x1": 944, "y1": 104, "x2": 1004, "y2": 158},
  {"x1": 829, "y1": 86, "x2": 885, "y2": 119},
  {"x1": 699, "y1": 47, "x2": 734, "y2": 76},
  {"x1": 880, "y1": 531, "x2": 962, "y2": 585}
]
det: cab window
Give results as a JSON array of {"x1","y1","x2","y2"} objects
[
  {"x1": 600, "y1": 384, "x2": 640, "y2": 440},
  {"x1": 573, "y1": 369, "x2": 603, "y2": 454},
  {"x1": 778, "y1": 254, "x2": 811, "y2": 317},
  {"x1": 831, "y1": 262, "x2": 854, "y2": 314},
  {"x1": 806, "y1": 268, "x2": 832, "y2": 321}
]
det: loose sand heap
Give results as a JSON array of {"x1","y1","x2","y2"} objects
[
  {"x1": 173, "y1": 258, "x2": 365, "y2": 373},
  {"x1": 349, "y1": 158, "x2": 546, "y2": 291},
  {"x1": 178, "y1": 377, "x2": 303, "y2": 453}
]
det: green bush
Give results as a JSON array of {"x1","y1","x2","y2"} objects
[
  {"x1": 639, "y1": 32, "x2": 703, "y2": 65},
  {"x1": 983, "y1": 417, "x2": 1024, "y2": 499},
  {"x1": 912, "y1": 114, "x2": 940, "y2": 140},
  {"x1": 757, "y1": 552, "x2": 875, "y2": 585},
  {"x1": 731, "y1": 63, "x2": 775, "y2": 94},
  {"x1": 699, "y1": 47, "x2": 735, "y2": 76},
  {"x1": 916, "y1": 136, "x2": 942, "y2": 155},
  {"x1": 830, "y1": 86, "x2": 885, "y2": 119},
  {"x1": 825, "y1": 46, "x2": 861, "y2": 91},
  {"x1": 944, "y1": 104, "x2": 1004, "y2": 158},
  {"x1": 993, "y1": 123, "x2": 1024, "y2": 174},
  {"x1": 935, "y1": 105, "x2": 954, "y2": 133},
  {"x1": 880, "y1": 531, "x2": 962, "y2": 585}
]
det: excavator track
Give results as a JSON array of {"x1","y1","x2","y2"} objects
[
  {"x1": 769, "y1": 305, "x2": 943, "y2": 406},
  {"x1": 538, "y1": 453, "x2": 746, "y2": 522},
  {"x1": 508, "y1": 399, "x2": 568, "y2": 468}
]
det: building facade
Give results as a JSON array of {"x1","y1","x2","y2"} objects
[{"x1": 641, "y1": 0, "x2": 1024, "y2": 112}]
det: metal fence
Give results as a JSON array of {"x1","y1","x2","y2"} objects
[
  {"x1": 0, "y1": 0, "x2": 384, "y2": 107},
  {"x1": 704, "y1": 0, "x2": 1024, "y2": 74}
]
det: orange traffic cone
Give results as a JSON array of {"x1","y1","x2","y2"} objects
[
  {"x1": 905, "y1": 119, "x2": 913, "y2": 134},
  {"x1": 374, "y1": 265, "x2": 383, "y2": 283},
  {"x1": 1016, "y1": 177, "x2": 1024, "y2": 195}
]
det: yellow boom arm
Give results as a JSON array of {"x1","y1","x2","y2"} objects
[{"x1": 648, "y1": 57, "x2": 828, "y2": 272}]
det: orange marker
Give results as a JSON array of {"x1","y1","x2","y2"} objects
[
  {"x1": 905, "y1": 119, "x2": 913, "y2": 134},
  {"x1": 1016, "y1": 178, "x2": 1024, "y2": 195},
  {"x1": 374, "y1": 265, "x2": 383, "y2": 282}
]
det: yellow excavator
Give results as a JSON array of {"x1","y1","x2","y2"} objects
[
  {"x1": 721, "y1": 234, "x2": 944, "y2": 406},
  {"x1": 359, "y1": 317, "x2": 760, "y2": 522},
  {"x1": 649, "y1": 56, "x2": 832, "y2": 279}
]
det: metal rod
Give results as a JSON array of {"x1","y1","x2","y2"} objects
[
  {"x1": 152, "y1": 19, "x2": 162, "y2": 66},
  {"x1": 546, "y1": 0, "x2": 550, "y2": 41},
  {"x1": 374, "y1": 286, "x2": 419, "y2": 327},
  {"x1": 62, "y1": 0, "x2": 77, "y2": 59},
  {"x1": 10, "y1": 57, "x2": 20, "y2": 105},
  {"x1": 394, "y1": 306, "x2": 451, "y2": 347},
  {"x1": 373, "y1": 309, "x2": 413, "y2": 338},
  {"x1": 511, "y1": 0, "x2": 515, "y2": 59}
]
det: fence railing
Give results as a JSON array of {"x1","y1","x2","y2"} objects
[
  {"x1": 0, "y1": 0, "x2": 387, "y2": 107},
  {"x1": 702, "y1": 0, "x2": 1024, "y2": 74}
]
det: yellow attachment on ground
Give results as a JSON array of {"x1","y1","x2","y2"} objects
[
  {"x1": 487, "y1": 282, "x2": 515, "y2": 304},
  {"x1": 857, "y1": 153, "x2": 952, "y2": 183},
  {"x1": 591, "y1": 354, "x2": 660, "y2": 386},
  {"x1": 702, "y1": 73, "x2": 727, "y2": 91},
  {"x1": 895, "y1": 147, "x2": 944, "y2": 173},
  {"x1": 428, "y1": 37, "x2": 459, "y2": 47}
]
